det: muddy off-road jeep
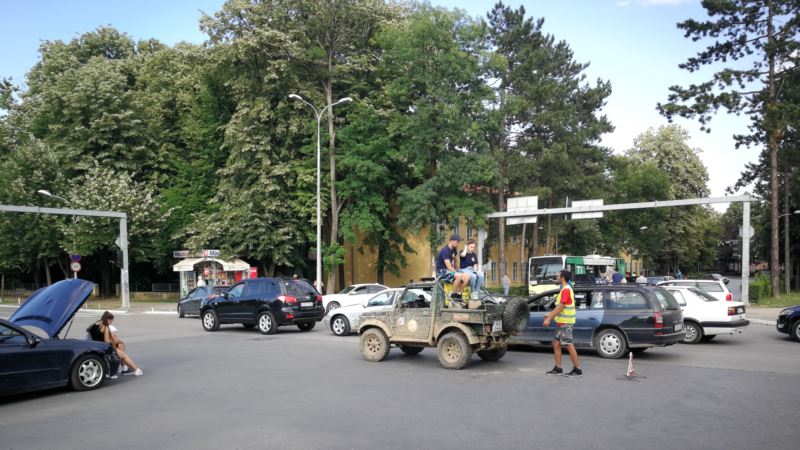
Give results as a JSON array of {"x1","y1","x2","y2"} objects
[{"x1": 357, "y1": 278, "x2": 529, "y2": 369}]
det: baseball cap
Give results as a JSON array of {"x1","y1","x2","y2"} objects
[{"x1": 449, "y1": 234, "x2": 462, "y2": 242}]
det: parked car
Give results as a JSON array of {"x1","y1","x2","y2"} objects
[
  {"x1": 776, "y1": 305, "x2": 800, "y2": 341},
  {"x1": 657, "y1": 279, "x2": 733, "y2": 301},
  {"x1": 661, "y1": 286, "x2": 748, "y2": 344},
  {"x1": 0, "y1": 279, "x2": 120, "y2": 396},
  {"x1": 325, "y1": 288, "x2": 403, "y2": 336},
  {"x1": 177, "y1": 285, "x2": 228, "y2": 318},
  {"x1": 510, "y1": 284, "x2": 684, "y2": 359},
  {"x1": 200, "y1": 277, "x2": 325, "y2": 334},
  {"x1": 706, "y1": 273, "x2": 730, "y2": 285},
  {"x1": 322, "y1": 283, "x2": 389, "y2": 313}
]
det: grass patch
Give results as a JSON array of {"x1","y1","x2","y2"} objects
[{"x1": 750, "y1": 292, "x2": 800, "y2": 308}]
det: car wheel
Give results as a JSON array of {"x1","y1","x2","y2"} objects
[
  {"x1": 502, "y1": 298, "x2": 529, "y2": 333},
  {"x1": 331, "y1": 315, "x2": 350, "y2": 336},
  {"x1": 476, "y1": 346, "x2": 507, "y2": 362},
  {"x1": 400, "y1": 345, "x2": 424, "y2": 356},
  {"x1": 360, "y1": 328, "x2": 390, "y2": 362},
  {"x1": 202, "y1": 310, "x2": 220, "y2": 332},
  {"x1": 437, "y1": 331, "x2": 473, "y2": 369},
  {"x1": 178, "y1": 305, "x2": 185, "y2": 319},
  {"x1": 257, "y1": 311, "x2": 277, "y2": 335},
  {"x1": 681, "y1": 321, "x2": 703, "y2": 344},
  {"x1": 242, "y1": 323, "x2": 255, "y2": 329},
  {"x1": 326, "y1": 301, "x2": 341, "y2": 314},
  {"x1": 297, "y1": 322, "x2": 315, "y2": 331},
  {"x1": 791, "y1": 319, "x2": 800, "y2": 342},
  {"x1": 70, "y1": 354, "x2": 105, "y2": 391},
  {"x1": 594, "y1": 328, "x2": 627, "y2": 359}
]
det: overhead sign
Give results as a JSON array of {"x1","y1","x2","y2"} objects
[
  {"x1": 571, "y1": 199, "x2": 604, "y2": 220},
  {"x1": 506, "y1": 196, "x2": 538, "y2": 226},
  {"x1": 70, "y1": 254, "x2": 81, "y2": 262},
  {"x1": 70, "y1": 261, "x2": 81, "y2": 272},
  {"x1": 739, "y1": 225, "x2": 755, "y2": 239}
]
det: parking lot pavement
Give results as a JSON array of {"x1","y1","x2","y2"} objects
[{"x1": 1, "y1": 313, "x2": 798, "y2": 450}]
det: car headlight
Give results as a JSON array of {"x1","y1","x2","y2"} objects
[{"x1": 779, "y1": 309, "x2": 792, "y2": 316}]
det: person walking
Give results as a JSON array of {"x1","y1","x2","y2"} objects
[
  {"x1": 543, "y1": 270, "x2": 582, "y2": 378},
  {"x1": 459, "y1": 240, "x2": 485, "y2": 299},
  {"x1": 611, "y1": 268, "x2": 623, "y2": 284},
  {"x1": 501, "y1": 273, "x2": 511, "y2": 295},
  {"x1": 435, "y1": 234, "x2": 471, "y2": 303}
]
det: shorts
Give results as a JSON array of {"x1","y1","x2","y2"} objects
[
  {"x1": 554, "y1": 324, "x2": 574, "y2": 345},
  {"x1": 438, "y1": 269, "x2": 456, "y2": 283}
]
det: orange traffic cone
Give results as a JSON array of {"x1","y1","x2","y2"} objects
[{"x1": 626, "y1": 351, "x2": 637, "y2": 378}]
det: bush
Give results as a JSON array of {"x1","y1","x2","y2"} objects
[
  {"x1": 749, "y1": 274, "x2": 771, "y2": 302},
  {"x1": 486, "y1": 285, "x2": 528, "y2": 297}
]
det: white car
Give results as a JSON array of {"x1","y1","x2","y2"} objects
[
  {"x1": 322, "y1": 283, "x2": 388, "y2": 313},
  {"x1": 324, "y1": 288, "x2": 402, "y2": 336},
  {"x1": 662, "y1": 286, "x2": 749, "y2": 344},
  {"x1": 657, "y1": 279, "x2": 733, "y2": 302}
]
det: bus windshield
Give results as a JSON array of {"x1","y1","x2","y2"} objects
[{"x1": 529, "y1": 258, "x2": 563, "y2": 282}]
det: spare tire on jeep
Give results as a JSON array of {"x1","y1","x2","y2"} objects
[{"x1": 502, "y1": 298, "x2": 529, "y2": 333}]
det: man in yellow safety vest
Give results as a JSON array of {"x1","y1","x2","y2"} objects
[{"x1": 543, "y1": 269, "x2": 582, "y2": 377}]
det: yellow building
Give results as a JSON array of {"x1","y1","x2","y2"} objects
[{"x1": 341, "y1": 219, "x2": 540, "y2": 290}]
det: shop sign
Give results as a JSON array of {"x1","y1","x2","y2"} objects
[
  {"x1": 173, "y1": 249, "x2": 221, "y2": 258},
  {"x1": 201, "y1": 249, "x2": 220, "y2": 257},
  {"x1": 249, "y1": 267, "x2": 258, "y2": 279}
]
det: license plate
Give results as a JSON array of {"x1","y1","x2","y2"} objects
[
  {"x1": 492, "y1": 320, "x2": 502, "y2": 332},
  {"x1": 737, "y1": 307, "x2": 745, "y2": 314},
  {"x1": 300, "y1": 301, "x2": 313, "y2": 308},
  {"x1": 674, "y1": 323, "x2": 683, "y2": 332}
]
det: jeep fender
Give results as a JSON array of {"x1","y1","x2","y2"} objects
[
  {"x1": 435, "y1": 323, "x2": 479, "y2": 345},
  {"x1": 358, "y1": 319, "x2": 393, "y2": 338}
]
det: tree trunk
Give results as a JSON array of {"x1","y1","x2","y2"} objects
[
  {"x1": 545, "y1": 199, "x2": 552, "y2": 253},
  {"x1": 520, "y1": 222, "x2": 527, "y2": 284},
  {"x1": 376, "y1": 242, "x2": 385, "y2": 285},
  {"x1": 101, "y1": 254, "x2": 111, "y2": 297},
  {"x1": 767, "y1": 3, "x2": 780, "y2": 297},
  {"x1": 324, "y1": 73, "x2": 338, "y2": 295},
  {"x1": 784, "y1": 163, "x2": 790, "y2": 294},
  {"x1": 498, "y1": 177, "x2": 506, "y2": 279},
  {"x1": 43, "y1": 257, "x2": 52, "y2": 285},
  {"x1": 33, "y1": 257, "x2": 41, "y2": 289},
  {"x1": 532, "y1": 222, "x2": 539, "y2": 256},
  {"x1": 55, "y1": 257, "x2": 69, "y2": 279}
]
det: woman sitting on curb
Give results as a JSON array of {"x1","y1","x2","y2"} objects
[{"x1": 87, "y1": 311, "x2": 143, "y2": 376}]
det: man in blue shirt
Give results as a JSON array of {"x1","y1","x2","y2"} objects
[
  {"x1": 611, "y1": 268, "x2": 623, "y2": 284},
  {"x1": 436, "y1": 234, "x2": 471, "y2": 302}
]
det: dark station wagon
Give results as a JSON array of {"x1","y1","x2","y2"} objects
[{"x1": 510, "y1": 284, "x2": 684, "y2": 358}]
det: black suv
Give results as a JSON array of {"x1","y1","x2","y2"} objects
[{"x1": 200, "y1": 278, "x2": 324, "y2": 334}]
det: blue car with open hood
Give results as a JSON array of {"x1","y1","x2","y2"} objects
[{"x1": 0, "y1": 279, "x2": 120, "y2": 396}]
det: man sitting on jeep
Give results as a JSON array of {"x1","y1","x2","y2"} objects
[{"x1": 436, "y1": 234, "x2": 470, "y2": 305}]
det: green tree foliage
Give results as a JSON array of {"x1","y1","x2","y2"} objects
[{"x1": 659, "y1": 0, "x2": 800, "y2": 295}]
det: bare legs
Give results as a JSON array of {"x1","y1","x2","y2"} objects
[{"x1": 552, "y1": 340, "x2": 580, "y2": 369}]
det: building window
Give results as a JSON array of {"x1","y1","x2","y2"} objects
[
  {"x1": 466, "y1": 220, "x2": 473, "y2": 239},
  {"x1": 490, "y1": 261, "x2": 496, "y2": 281},
  {"x1": 512, "y1": 262, "x2": 518, "y2": 281},
  {"x1": 511, "y1": 234, "x2": 518, "y2": 245},
  {"x1": 451, "y1": 220, "x2": 460, "y2": 237}
]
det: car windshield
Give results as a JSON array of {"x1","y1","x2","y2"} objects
[
  {"x1": 338, "y1": 286, "x2": 355, "y2": 294},
  {"x1": 653, "y1": 288, "x2": 680, "y2": 310},
  {"x1": 688, "y1": 287, "x2": 718, "y2": 302},
  {"x1": 531, "y1": 262, "x2": 562, "y2": 281},
  {"x1": 697, "y1": 282, "x2": 724, "y2": 293}
]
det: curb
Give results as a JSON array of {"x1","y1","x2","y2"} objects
[{"x1": 749, "y1": 318, "x2": 777, "y2": 326}]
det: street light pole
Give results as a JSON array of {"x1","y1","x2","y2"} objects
[
  {"x1": 289, "y1": 94, "x2": 352, "y2": 293},
  {"x1": 778, "y1": 209, "x2": 800, "y2": 293}
]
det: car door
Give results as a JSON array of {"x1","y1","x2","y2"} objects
[
  {"x1": 573, "y1": 291, "x2": 604, "y2": 346},
  {"x1": 188, "y1": 287, "x2": 206, "y2": 315},
  {"x1": 0, "y1": 324, "x2": 69, "y2": 393},
  {"x1": 603, "y1": 289, "x2": 653, "y2": 343},
  {"x1": 391, "y1": 288, "x2": 434, "y2": 341},
  {"x1": 524, "y1": 292, "x2": 559, "y2": 344},
  {"x1": 217, "y1": 283, "x2": 245, "y2": 321},
  {"x1": 237, "y1": 281, "x2": 265, "y2": 320}
]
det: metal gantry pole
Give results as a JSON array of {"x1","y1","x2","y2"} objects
[
  {"x1": 119, "y1": 217, "x2": 130, "y2": 311},
  {"x1": 742, "y1": 199, "x2": 751, "y2": 305}
]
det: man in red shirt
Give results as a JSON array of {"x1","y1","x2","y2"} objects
[{"x1": 543, "y1": 269, "x2": 582, "y2": 377}]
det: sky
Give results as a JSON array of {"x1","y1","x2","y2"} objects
[{"x1": 0, "y1": 0, "x2": 755, "y2": 209}]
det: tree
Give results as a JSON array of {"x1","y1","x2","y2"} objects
[{"x1": 658, "y1": 0, "x2": 800, "y2": 296}]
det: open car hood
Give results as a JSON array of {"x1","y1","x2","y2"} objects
[{"x1": 9, "y1": 279, "x2": 95, "y2": 339}]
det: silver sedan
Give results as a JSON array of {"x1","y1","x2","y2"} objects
[{"x1": 324, "y1": 288, "x2": 402, "y2": 336}]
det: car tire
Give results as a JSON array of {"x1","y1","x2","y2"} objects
[
  {"x1": 242, "y1": 323, "x2": 255, "y2": 329},
  {"x1": 476, "y1": 346, "x2": 507, "y2": 362},
  {"x1": 330, "y1": 315, "x2": 350, "y2": 336},
  {"x1": 791, "y1": 319, "x2": 800, "y2": 342},
  {"x1": 257, "y1": 311, "x2": 277, "y2": 335},
  {"x1": 399, "y1": 345, "x2": 424, "y2": 356},
  {"x1": 681, "y1": 321, "x2": 703, "y2": 344},
  {"x1": 594, "y1": 328, "x2": 627, "y2": 359},
  {"x1": 502, "y1": 298, "x2": 529, "y2": 333},
  {"x1": 70, "y1": 354, "x2": 105, "y2": 391},
  {"x1": 326, "y1": 301, "x2": 341, "y2": 314},
  {"x1": 360, "y1": 328, "x2": 390, "y2": 362},
  {"x1": 297, "y1": 322, "x2": 316, "y2": 332},
  {"x1": 178, "y1": 305, "x2": 185, "y2": 319},
  {"x1": 437, "y1": 331, "x2": 473, "y2": 369},
  {"x1": 202, "y1": 310, "x2": 220, "y2": 332}
]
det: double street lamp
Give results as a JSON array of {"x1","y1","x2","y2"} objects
[
  {"x1": 289, "y1": 94, "x2": 352, "y2": 293},
  {"x1": 36, "y1": 190, "x2": 77, "y2": 279}
]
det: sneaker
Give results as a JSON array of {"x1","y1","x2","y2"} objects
[
  {"x1": 545, "y1": 366, "x2": 563, "y2": 375},
  {"x1": 121, "y1": 364, "x2": 128, "y2": 372},
  {"x1": 565, "y1": 368, "x2": 583, "y2": 378},
  {"x1": 132, "y1": 368, "x2": 143, "y2": 376},
  {"x1": 109, "y1": 374, "x2": 118, "y2": 380},
  {"x1": 122, "y1": 368, "x2": 138, "y2": 376}
]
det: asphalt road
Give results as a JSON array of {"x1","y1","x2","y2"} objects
[{"x1": 1, "y1": 308, "x2": 798, "y2": 450}]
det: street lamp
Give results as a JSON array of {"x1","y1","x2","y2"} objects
[
  {"x1": 639, "y1": 226, "x2": 648, "y2": 231},
  {"x1": 37, "y1": 190, "x2": 78, "y2": 279},
  {"x1": 289, "y1": 94, "x2": 352, "y2": 293},
  {"x1": 778, "y1": 210, "x2": 800, "y2": 219}
]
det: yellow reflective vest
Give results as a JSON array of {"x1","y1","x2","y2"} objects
[{"x1": 555, "y1": 284, "x2": 576, "y2": 325}]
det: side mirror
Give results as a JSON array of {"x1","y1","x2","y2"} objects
[
  {"x1": 362, "y1": 300, "x2": 369, "y2": 308},
  {"x1": 28, "y1": 335, "x2": 40, "y2": 347},
  {"x1": 220, "y1": 292, "x2": 228, "y2": 300}
]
